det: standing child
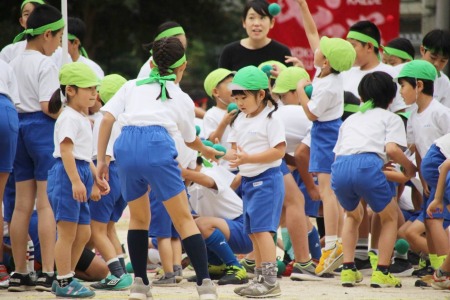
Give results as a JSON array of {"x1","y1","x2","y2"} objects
[
  {"x1": 227, "y1": 65, "x2": 286, "y2": 297},
  {"x1": 97, "y1": 37, "x2": 220, "y2": 300},
  {"x1": 46, "y1": 62, "x2": 106, "y2": 298},
  {"x1": 296, "y1": 0, "x2": 356, "y2": 276}
]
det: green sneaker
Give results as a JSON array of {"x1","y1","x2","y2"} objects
[
  {"x1": 368, "y1": 251, "x2": 378, "y2": 271},
  {"x1": 341, "y1": 269, "x2": 363, "y2": 287},
  {"x1": 208, "y1": 264, "x2": 226, "y2": 276},
  {"x1": 218, "y1": 265, "x2": 249, "y2": 285},
  {"x1": 240, "y1": 259, "x2": 255, "y2": 275},
  {"x1": 89, "y1": 274, "x2": 132, "y2": 290},
  {"x1": 370, "y1": 270, "x2": 402, "y2": 288}
]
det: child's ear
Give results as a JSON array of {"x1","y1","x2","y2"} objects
[
  {"x1": 419, "y1": 45, "x2": 426, "y2": 56},
  {"x1": 416, "y1": 80, "x2": 424, "y2": 92}
]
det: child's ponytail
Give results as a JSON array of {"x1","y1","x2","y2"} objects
[{"x1": 48, "y1": 86, "x2": 65, "y2": 114}]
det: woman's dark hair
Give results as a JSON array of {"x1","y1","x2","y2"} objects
[
  {"x1": 242, "y1": 0, "x2": 273, "y2": 21},
  {"x1": 422, "y1": 29, "x2": 450, "y2": 58},
  {"x1": 397, "y1": 77, "x2": 434, "y2": 97},
  {"x1": 358, "y1": 71, "x2": 397, "y2": 109},
  {"x1": 142, "y1": 21, "x2": 182, "y2": 52},
  {"x1": 348, "y1": 21, "x2": 381, "y2": 55},
  {"x1": 230, "y1": 89, "x2": 277, "y2": 126},
  {"x1": 152, "y1": 37, "x2": 185, "y2": 100},
  {"x1": 48, "y1": 85, "x2": 78, "y2": 114},
  {"x1": 385, "y1": 37, "x2": 415, "y2": 61},
  {"x1": 26, "y1": 4, "x2": 62, "y2": 41},
  {"x1": 68, "y1": 17, "x2": 86, "y2": 43}
]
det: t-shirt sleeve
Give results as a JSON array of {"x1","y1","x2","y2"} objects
[
  {"x1": 38, "y1": 59, "x2": 59, "y2": 102},
  {"x1": 437, "y1": 109, "x2": 450, "y2": 136},
  {"x1": 203, "y1": 111, "x2": 220, "y2": 140},
  {"x1": 56, "y1": 113, "x2": 80, "y2": 144},
  {"x1": 406, "y1": 118, "x2": 414, "y2": 145},
  {"x1": 227, "y1": 124, "x2": 237, "y2": 144},
  {"x1": 101, "y1": 83, "x2": 127, "y2": 120},
  {"x1": 177, "y1": 94, "x2": 197, "y2": 143},
  {"x1": 267, "y1": 114, "x2": 286, "y2": 148},
  {"x1": 307, "y1": 87, "x2": 333, "y2": 118},
  {"x1": 385, "y1": 114, "x2": 407, "y2": 148}
]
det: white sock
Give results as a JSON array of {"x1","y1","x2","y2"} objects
[{"x1": 324, "y1": 235, "x2": 338, "y2": 251}]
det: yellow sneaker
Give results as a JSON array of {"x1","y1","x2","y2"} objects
[
  {"x1": 341, "y1": 268, "x2": 363, "y2": 287},
  {"x1": 315, "y1": 243, "x2": 344, "y2": 276},
  {"x1": 368, "y1": 251, "x2": 378, "y2": 271},
  {"x1": 370, "y1": 270, "x2": 402, "y2": 288}
]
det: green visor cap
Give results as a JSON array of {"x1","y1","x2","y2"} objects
[
  {"x1": 320, "y1": 36, "x2": 356, "y2": 72},
  {"x1": 395, "y1": 60, "x2": 437, "y2": 82},
  {"x1": 99, "y1": 74, "x2": 127, "y2": 103},
  {"x1": 204, "y1": 68, "x2": 234, "y2": 97},
  {"x1": 59, "y1": 62, "x2": 100, "y2": 88},
  {"x1": 228, "y1": 66, "x2": 269, "y2": 91},
  {"x1": 272, "y1": 67, "x2": 310, "y2": 94},
  {"x1": 21, "y1": 0, "x2": 45, "y2": 10},
  {"x1": 258, "y1": 60, "x2": 287, "y2": 79}
]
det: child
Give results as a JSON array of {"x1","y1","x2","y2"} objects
[
  {"x1": 46, "y1": 62, "x2": 105, "y2": 298},
  {"x1": 89, "y1": 74, "x2": 132, "y2": 290},
  {"x1": 296, "y1": 0, "x2": 356, "y2": 276},
  {"x1": 227, "y1": 65, "x2": 286, "y2": 297},
  {"x1": 382, "y1": 37, "x2": 415, "y2": 68},
  {"x1": 97, "y1": 37, "x2": 220, "y2": 300},
  {"x1": 7, "y1": 4, "x2": 64, "y2": 292},
  {"x1": 332, "y1": 71, "x2": 416, "y2": 287}
]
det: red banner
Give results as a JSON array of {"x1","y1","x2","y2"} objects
[{"x1": 268, "y1": 0, "x2": 400, "y2": 76}]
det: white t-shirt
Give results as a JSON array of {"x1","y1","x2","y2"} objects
[
  {"x1": 228, "y1": 106, "x2": 286, "y2": 177},
  {"x1": 334, "y1": 108, "x2": 407, "y2": 162},
  {"x1": 77, "y1": 55, "x2": 104, "y2": 79},
  {"x1": 0, "y1": 60, "x2": 19, "y2": 105},
  {"x1": 92, "y1": 113, "x2": 121, "y2": 161},
  {"x1": 173, "y1": 132, "x2": 197, "y2": 169},
  {"x1": 53, "y1": 106, "x2": 93, "y2": 162},
  {"x1": 435, "y1": 133, "x2": 450, "y2": 159},
  {"x1": 187, "y1": 165, "x2": 242, "y2": 220},
  {"x1": 434, "y1": 72, "x2": 450, "y2": 108},
  {"x1": 302, "y1": 130, "x2": 311, "y2": 148},
  {"x1": 275, "y1": 105, "x2": 311, "y2": 155},
  {"x1": 10, "y1": 50, "x2": 59, "y2": 113},
  {"x1": 137, "y1": 57, "x2": 152, "y2": 79},
  {"x1": 407, "y1": 99, "x2": 450, "y2": 158},
  {"x1": 101, "y1": 79, "x2": 197, "y2": 143},
  {"x1": 342, "y1": 63, "x2": 407, "y2": 113},
  {"x1": 308, "y1": 73, "x2": 343, "y2": 121}
]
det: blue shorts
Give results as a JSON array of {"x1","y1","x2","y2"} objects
[
  {"x1": 242, "y1": 167, "x2": 284, "y2": 234},
  {"x1": 331, "y1": 153, "x2": 393, "y2": 213},
  {"x1": 48, "y1": 159, "x2": 92, "y2": 225},
  {"x1": 149, "y1": 190, "x2": 179, "y2": 238},
  {"x1": 89, "y1": 162, "x2": 127, "y2": 223},
  {"x1": 388, "y1": 181, "x2": 398, "y2": 197},
  {"x1": 309, "y1": 118, "x2": 341, "y2": 174},
  {"x1": 291, "y1": 169, "x2": 320, "y2": 217},
  {"x1": 15, "y1": 112, "x2": 55, "y2": 181},
  {"x1": 114, "y1": 126, "x2": 185, "y2": 202},
  {"x1": 421, "y1": 144, "x2": 445, "y2": 188},
  {"x1": 280, "y1": 159, "x2": 290, "y2": 176},
  {"x1": 225, "y1": 215, "x2": 253, "y2": 254},
  {"x1": 0, "y1": 95, "x2": 19, "y2": 173},
  {"x1": 3, "y1": 172, "x2": 15, "y2": 223}
]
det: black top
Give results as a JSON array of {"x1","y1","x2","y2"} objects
[{"x1": 218, "y1": 39, "x2": 292, "y2": 71}]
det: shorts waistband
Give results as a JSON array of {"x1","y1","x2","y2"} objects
[
  {"x1": 56, "y1": 157, "x2": 90, "y2": 167},
  {"x1": 122, "y1": 125, "x2": 168, "y2": 134},
  {"x1": 335, "y1": 152, "x2": 380, "y2": 161},
  {"x1": 242, "y1": 166, "x2": 281, "y2": 180}
]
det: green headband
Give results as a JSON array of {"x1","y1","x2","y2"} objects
[
  {"x1": 154, "y1": 26, "x2": 185, "y2": 41},
  {"x1": 383, "y1": 46, "x2": 413, "y2": 61},
  {"x1": 347, "y1": 31, "x2": 379, "y2": 48},
  {"x1": 13, "y1": 18, "x2": 64, "y2": 43},
  {"x1": 344, "y1": 103, "x2": 360, "y2": 113},
  {"x1": 359, "y1": 100, "x2": 374, "y2": 113},
  {"x1": 152, "y1": 54, "x2": 186, "y2": 72},
  {"x1": 67, "y1": 33, "x2": 89, "y2": 58},
  {"x1": 21, "y1": 0, "x2": 45, "y2": 10}
]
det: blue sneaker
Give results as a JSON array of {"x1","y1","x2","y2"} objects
[
  {"x1": 90, "y1": 274, "x2": 133, "y2": 290},
  {"x1": 55, "y1": 280, "x2": 95, "y2": 298}
]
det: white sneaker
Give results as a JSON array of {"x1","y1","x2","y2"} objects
[
  {"x1": 129, "y1": 277, "x2": 152, "y2": 300},
  {"x1": 196, "y1": 278, "x2": 218, "y2": 300}
]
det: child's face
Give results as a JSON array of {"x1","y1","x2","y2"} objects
[
  {"x1": 313, "y1": 48, "x2": 326, "y2": 68},
  {"x1": 234, "y1": 90, "x2": 265, "y2": 117},
  {"x1": 215, "y1": 77, "x2": 233, "y2": 104},
  {"x1": 278, "y1": 91, "x2": 297, "y2": 105},
  {"x1": 398, "y1": 79, "x2": 416, "y2": 105},
  {"x1": 347, "y1": 38, "x2": 369, "y2": 67},
  {"x1": 382, "y1": 53, "x2": 404, "y2": 66},
  {"x1": 242, "y1": 8, "x2": 274, "y2": 41},
  {"x1": 70, "y1": 86, "x2": 98, "y2": 110},
  {"x1": 421, "y1": 46, "x2": 449, "y2": 72},
  {"x1": 43, "y1": 28, "x2": 63, "y2": 56},
  {"x1": 19, "y1": 3, "x2": 35, "y2": 29}
]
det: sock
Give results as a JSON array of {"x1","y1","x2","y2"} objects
[
  {"x1": 355, "y1": 238, "x2": 369, "y2": 260},
  {"x1": 255, "y1": 267, "x2": 262, "y2": 277},
  {"x1": 369, "y1": 249, "x2": 379, "y2": 256},
  {"x1": 164, "y1": 271, "x2": 175, "y2": 279},
  {"x1": 261, "y1": 262, "x2": 277, "y2": 285},
  {"x1": 438, "y1": 255, "x2": 447, "y2": 266},
  {"x1": 182, "y1": 234, "x2": 209, "y2": 286},
  {"x1": 174, "y1": 264, "x2": 182, "y2": 275},
  {"x1": 308, "y1": 227, "x2": 321, "y2": 261},
  {"x1": 106, "y1": 258, "x2": 125, "y2": 278},
  {"x1": 376, "y1": 265, "x2": 389, "y2": 275},
  {"x1": 56, "y1": 273, "x2": 73, "y2": 288},
  {"x1": 299, "y1": 259, "x2": 312, "y2": 267},
  {"x1": 44, "y1": 272, "x2": 55, "y2": 277},
  {"x1": 324, "y1": 235, "x2": 338, "y2": 251},
  {"x1": 128, "y1": 230, "x2": 149, "y2": 285},
  {"x1": 343, "y1": 262, "x2": 356, "y2": 270},
  {"x1": 26, "y1": 240, "x2": 35, "y2": 274},
  {"x1": 430, "y1": 254, "x2": 439, "y2": 270},
  {"x1": 394, "y1": 250, "x2": 408, "y2": 260},
  {"x1": 280, "y1": 228, "x2": 294, "y2": 260},
  {"x1": 118, "y1": 254, "x2": 126, "y2": 273},
  {"x1": 437, "y1": 268, "x2": 450, "y2": 277},
  {"x1": 205, "y1": 229, "x2": 240, "y2": 267}
]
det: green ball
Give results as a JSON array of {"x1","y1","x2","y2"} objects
[
  {"x1": 202, "y1": 140, "x2": 214, "y2": 147},
  {"x1": 268, "y1": 3, "x2": 281, "y2": 16},
  {"x1": 227, "y1": 102, "x2": 238, "y2": 113},
  {"x1": 304, "y1": 85, "x2": 313, "y2": 99},
  {"x1": 395, "y1": 239, "x2": 409, "y2": 255},
  {"x1": 195, "y1": 125, "x2": 201, "y2": 136},
  {"x1": 213, "y1": 144, "x2": 227, "y2": 159},
  {"x1": 276, "y1": 259, "x2": 286, "y2": 276}
]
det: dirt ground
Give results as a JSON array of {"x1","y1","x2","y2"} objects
[{"x1": 1, "y1": 208, "x2": 448, "y2": 300}]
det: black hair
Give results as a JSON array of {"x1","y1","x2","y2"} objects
[
  {"x1": 242, "y1": 0, "x2": 273, "y2": 21},
  {"x1": 26, "y1": 4, "x2": 62, "y2": 41},
  {"x1": 196, "y1": 156, "x2": 203, "y2": 165},
  {"x1": 152, "y1": 37, "x2": 185, "y2": 100},
  {"x1": 48, "y1": 85, "x2": 78, "y2": 114},
  {"x1": 68, "y1": 17, "x2": 86, "y2": 43},
  {"x1": 397, "y1": 77, "x2": 434, "y2": 97},
  {"x1": 142, "y1": 21, "x2": 183, "y2": 52},
  {"x1": 422, "y1": 29, "x2": 450, "y2": 58},
  {"x1": 385, "y1": 37, "x2": 415, "y2": 61},
  {"x1": 358, "y1": 71, "x2": 397, "y2": 109},
  {"x1": 230, "y1": 89, "x2": 278, "y2": 126},
  {"x1": 348, "y1": 21, "x2": 381, "y2": 55}
]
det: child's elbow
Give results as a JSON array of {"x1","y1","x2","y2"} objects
[{"x1": 385, "y1": 143, "x2": 400, "y2": 157}]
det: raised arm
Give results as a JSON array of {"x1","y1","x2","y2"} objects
[{"x1": 297, "y1": 0, "x2": 320, "y2": 51}]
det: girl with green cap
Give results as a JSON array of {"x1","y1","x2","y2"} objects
[{"x1": 7, "y1": 4, "x2": 64, "y2": 293}]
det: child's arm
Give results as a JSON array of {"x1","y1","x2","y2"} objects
[
  {"x1": 297, "y1": 79, "x2": 318, "y2": 121},
  {"x1": 229, "y1": 142, "x2": 286, "y2": 168},
  {"x1": 294, "y1": 143, "x2": 320, "y2": 200},
  {"x1": 427, "y1": 159, "x2": 450, "y2": 217},
  {"x1": 385, "y1": 142, "x2": 417, "y2": 178},
  {"x1": 181, "y1": 168, "x2": 217, "y2": 190},
  {"x1": 414, "y1": 149, "x2": 430, "y2": 197},
  {"x1": 383, "y1": 170, "x2": 410, "y2": 184},
  {"x1": 60, "y1": 138, "x2": 87, "y2": 202},
  {"x1": 186, "y1": 136, "x2": 223, "y2": 162},
  {"x1": 230, "y1": 173, "x2": 241, "y2": 191},
  {"x1": 208, "y1": 110, "x2": 237, "y2": 143},
  {"x1": 97, "y1": 112, "x2": 115, "y2": 188},
  {"x1": 297, "y1": 0, "x2": 320, "y2": 51}
]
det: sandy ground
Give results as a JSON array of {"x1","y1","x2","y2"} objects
[{"x1": 1, "y1": 208, "x2": 449, "y2": 300}]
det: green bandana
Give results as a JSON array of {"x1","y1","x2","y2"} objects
[
  {"x1": 152, "y1": 54, "x2": 187, "y2": 73},
  {"x1": 136, "y1": 68, "x2": 176, "y2": 101},
  {"x1": 359, "y1": 100, "x2": 374, "y2": 113},
  {"x1": 383, "y1": 46, "x2": 413, "y2": 61},
  {"x1": 13, "y1": 18, "x2": 64, "y2": 43},
  {"x1": 344, "y1": 103, "x2": 360, "y2": 113},
  {"x1": 21, "y1": 0, "x2": 45, "y2": 11},
  {"x1": 155, "y1": 26, "x2": 185, "y2": 41},
  {"x1": 347, "y1": 31, "x2": 379, "y2": 48},
  {"x1": 68, "y1": 33, "x2": 89, "y2": 58}
]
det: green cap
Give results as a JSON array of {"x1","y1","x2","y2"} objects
[
  {"x1": 21, "y1": 0, "x2": 45, "y2": 10},
  {"x1": 272, "y1": 67, "x2": 310, "y2": 94},
  {"x1": 59, "y1": 62, "x2": 100, "y2": 88},
  {"x1": 228, "y1": 66, "x2": 269, "y2": 91},
  {"x1": 258, "y1": 60, "x2": 287, "y2": 79},
  {"x1": 395, "y1": 60, "x2": 437, "y2": 82},
  {"x1": 99, "y1": 74, "x2": 127, "y2": 103},
  {"x1": 203, "y1": 68, "x2": 234, "y2": 97},
  {"x1": 320, "y1": 36, "x2": 356, "y2": 72}
]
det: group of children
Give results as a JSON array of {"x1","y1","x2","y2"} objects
[{"x1": 1, "y1": 0, "x2": 450, "y2": 299}]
